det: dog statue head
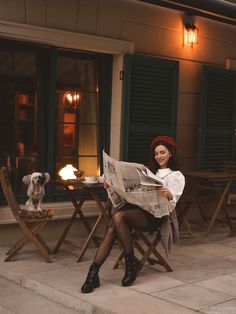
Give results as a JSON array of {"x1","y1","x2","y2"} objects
[
  {"x1": 22, "y1": 172, "x2": 50, "y2": 187},
  {"x1": 22, "y1": 172, "x2": 50, "y2": 211}
]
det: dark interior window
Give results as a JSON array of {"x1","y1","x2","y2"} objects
[
  {"x1": 0, "y1": 40, "x2": 112, "y2": 201},
  {"x1": 0, "y1": 46, "x2": 38, "y2": 192}
]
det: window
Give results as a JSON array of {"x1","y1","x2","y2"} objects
[
  {"x1": 199, "y1": 66, "x2": 236, "y2": 170},
  {"x1": 121, "y1": 54, "x2": 179, "y2": 164},
  {"x1": 0, "y1": 40, "x2": 112, "y2": 201},
  {"x1": 0, "y1": 43, "x2": 39, "y2": 194},
  {"x1": 55, "y1": 54, "x2": 100, "y2": 183}
]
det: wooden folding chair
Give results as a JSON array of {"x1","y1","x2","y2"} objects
[
  {"x1": 175, "y1": 175, "x2": 199, "y2": 237},
  {"x1": 176, "y1": 192, "x2": 195, "y2": 237},
  {"x1": 113, "y1": 228, "x2": 173, "y2": 272},
  {"x1": 223, "y1": 161, "x2": 236, "y2": 235},
  {"x1": 0, "y1": 167, "x2": 53, "y2": 262}
]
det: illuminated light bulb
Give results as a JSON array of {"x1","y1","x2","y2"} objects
[{"x1": 66, "y1": 93, "x2": 73, "y2": 103}]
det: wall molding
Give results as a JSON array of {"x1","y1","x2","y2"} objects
[
  {"x1": 0, "y1": 20, "x2": 134, "y2": 54},
  {"x1": 0, "y1": 201, "x2": 100, "y2": 224}
]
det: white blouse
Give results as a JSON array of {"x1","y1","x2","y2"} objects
[{"x1": 155, "y1": 168, "x2": 185, "y2": 212}]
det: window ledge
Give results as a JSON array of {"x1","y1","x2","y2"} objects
[{"x1": 0, "y1": 200, "x2": 100, "y2": 225}]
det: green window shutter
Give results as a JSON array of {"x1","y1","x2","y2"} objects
[
  {"x1": 121, "y1": 54, "x2": 179, "y2": 164},
  {"x1": 199, "y1": 66, "x2": 236, "y2": 170}
]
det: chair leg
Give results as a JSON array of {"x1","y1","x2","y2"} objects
[
  {"x1": 5, "y1": 234, "x2": 52, "y2": 263},
  {"x1": 137, "y1": 232, "x2": 173, "y2": 272},
  {"x1": 5, "y1": 237, "x2": 30, "y2": 262},
  {"x1": 114, "y1": 231, "x2": 173, "y2": 272},
  {"x1": 30, "y1": 233, "x2": 53, "y2": 263},
  {"x1": 151, "y1": 247, "x2": 173, "y2": 272},
  {"x1": 5, "y1": 223, "x2": 52, "y2": 263},
  {"x1": 113, "y1": 241, "x2": 157, "y2": 270},
  {"x1": 6, "y1": 222, "x2": 46, "y2": 255},
  {"x1": 113, "y1": 249, "x2": 125, "y2": 269},
  {"x1": 5, "y1": 239, "x2": 26, "y2": 258},
  {"x1": 6, "y1": 222, "x2": 45, "y2": 256},
  {"x1": 6, "y1": 225, "x2": 49, "y2": 256},
  {"x1": 183, "y1": 216, "x2": 194, "y2": 237},
  {"x1": 36, "y1": 234, "x2": 51, "y2": 254},
  {"x1": 133, "y1": 239, "x2": 157, "y2": 265}
]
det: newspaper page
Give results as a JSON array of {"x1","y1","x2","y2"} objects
[{"x1": 103, "y1": 151, "x2": 172, "y2": 218}]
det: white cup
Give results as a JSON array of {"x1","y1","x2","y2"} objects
[{"x1": 84, "y1": 176, "x2": 98, "y2": 183}]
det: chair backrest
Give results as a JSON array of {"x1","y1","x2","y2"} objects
[{"x1": 0, "y1": 167, "x2": 22, "y2": 220}]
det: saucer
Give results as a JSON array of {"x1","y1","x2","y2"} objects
[{"x1": 82, "y1": 180, "x2": 98, "y2": 184}]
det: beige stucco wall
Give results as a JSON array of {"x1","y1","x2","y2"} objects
[{"x1": 0, "y1": 0, "x2": 235, "y2": 169}]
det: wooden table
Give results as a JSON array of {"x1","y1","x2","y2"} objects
[
  {"x1": 183, "y1": 171, "x2": 236, "y2": 237},
  {"x1": 53, "y1": 180, "x2": 111, "y2": 262}
]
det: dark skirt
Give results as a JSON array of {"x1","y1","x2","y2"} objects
[{"x1": 118, "y1": 202, "x2": 165, "y2": 232}]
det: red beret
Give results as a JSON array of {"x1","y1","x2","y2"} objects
[{"x1": 150, "y1": 135, "x2": 177, "y2": 150}]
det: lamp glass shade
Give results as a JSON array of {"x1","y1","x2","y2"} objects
[
  {"x1": 184, "y1": 24, "x2": 198, "y2": 45},
  {"x1": 59, "y1": 164, "x2": 78, "y2": 180}
]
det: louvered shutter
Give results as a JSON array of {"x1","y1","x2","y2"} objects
[
  {"x1": 199, "y1": 66, "x2": 236, "y2": 170},
  {"x1": 121, "y1": 54, "x2": 179, "y2": 164}
]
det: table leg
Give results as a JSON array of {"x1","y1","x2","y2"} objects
[
  {"x1": 90, "y1": 191, "x2": 111, "y2": 226},
  {"x1": 205, "y1": 181, "x2": 231, "y2": 237},
  {"x1": 65, "y1": 187, "x2": 101, "y2": 247},
  {"x1": 52, "y1": 198, "x2": 86, "y2": 253},
  {"x1": 188, "y1": 177, "x2": 207, "y2": 223},
  {"x1": 221, "y1": 195, "x2": 235, "y2": 236},
  {"x1": 76, "y1": 198, "x2": 111, "y2": 262},
  {"x1": 76, "y1": 213, "x2": 104, "y2": 262}
]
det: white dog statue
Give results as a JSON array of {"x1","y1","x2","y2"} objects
[{"x1": 22, "y1": 172, "x2": 50, "y2": 211}]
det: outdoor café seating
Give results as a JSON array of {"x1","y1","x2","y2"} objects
[
  {"x1": 113, "y1": 210, "x2": 179, "y2": 273},
  {"x1": 0, "y1": 167, "x2": 53, "y2": 262},
  {"x1": 53, "y1": 180, "x2": 111, "y2": 262},
  {"x1": 176, "y1": 165, "x2": 236, "y2": 237},
  {"x1": 113, "y1": 227, "x2": 173, "y2": 272}
]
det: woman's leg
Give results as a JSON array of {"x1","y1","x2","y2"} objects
[
  {"x1": 81, "y1": 207, "x2": 154, "y2": 292},
  {"x1": 84, "y1": 207, "x2": 150, "y2": 268},
  {"x1": 81, "y1": 220, "x2": 117, "y2": 293},
  {"x1": 113, "y1": 208, "x2": 148, "y2": 254},
  {"x1": 112, "y1": 208, "x2": 149, "y2": 286},
  {"x1": 93, "y1": 219, "x2": 117, "y2": 266}
]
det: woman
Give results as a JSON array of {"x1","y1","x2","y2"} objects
[{"x1": 81, "y1": 135, "x2": 185, "y2": 293}]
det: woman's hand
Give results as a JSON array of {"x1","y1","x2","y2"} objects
[
  {"x1": 156, "y1": 187, "x2": 173, "y2": 201},
  {"x1": 104, "y1": 180, "x2": 109, "y2": 189}
]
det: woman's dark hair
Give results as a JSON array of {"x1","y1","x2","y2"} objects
[{"x1": 147, "y1": 141, "x2": 179, "y2": 173}]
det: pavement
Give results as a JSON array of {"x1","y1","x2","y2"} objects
[{"x1": 0, "y1": 224, "x2": 236, "y2": 314}]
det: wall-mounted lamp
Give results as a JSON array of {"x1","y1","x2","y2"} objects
[
  {"x1": 184, "y1": 23, "x2": 198, "y2": 46},
  {"x1": 59, "y1": 164, "x2": 78, "y2": 180},
  {"x1": 64, "y1": 91, "x2": 80, "y2": 109}
]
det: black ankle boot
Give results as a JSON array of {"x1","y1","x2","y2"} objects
[
  {"x1": 122, "y1": 254, "x2": 142, "y2": 287},
  {"x1": 81, "y1": 263, "x2": 100, "y2": 293}
]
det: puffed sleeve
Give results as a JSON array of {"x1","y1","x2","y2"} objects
[{"x1": 166, "y1": 171, "x2": 185, "y2": 209}]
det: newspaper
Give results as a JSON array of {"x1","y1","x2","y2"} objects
[{"x1": 103, "y1": 151, "x2": 172, "y2": 218}]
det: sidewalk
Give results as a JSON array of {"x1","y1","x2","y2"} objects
[{"x1": 0, "y1": 225, "x2": 236, "y2": 314}]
